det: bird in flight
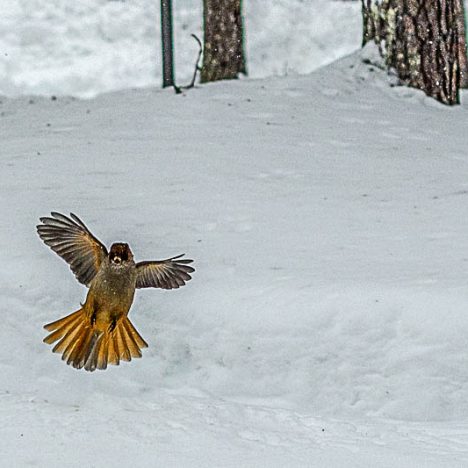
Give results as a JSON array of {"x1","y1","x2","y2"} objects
[{"x1": 37, "y1": 212, "x2": 194, "y2": 372}]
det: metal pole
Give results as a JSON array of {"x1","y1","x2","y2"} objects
[{"x1": 161, "y1": 0, "x2": 175, "y2": 88}]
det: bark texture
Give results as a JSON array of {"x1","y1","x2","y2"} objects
[
  {"x1": 362, "y1": 0, "x2": 468, "y2": 105},
  {"x1": 201, "y1": 0, "x2": 247, "y2": 83}
]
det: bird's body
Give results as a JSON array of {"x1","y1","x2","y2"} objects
[
  {"x1": 37, "y1": 213, "x2": 194, "y2": 372},
  {"x1": 85, "y1": 243, "x2": 137, "y2": 330}
]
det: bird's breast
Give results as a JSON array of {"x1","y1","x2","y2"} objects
[{"x1": 86, "y1": 264, "x2": 137, "y2": 318}]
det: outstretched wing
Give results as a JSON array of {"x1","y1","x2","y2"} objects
[
  {"x1": 37, "y1": 212, "x2": 108, "y2": 286},
  {"x1": 136, "y1": 254, "x2": 195, "y2": 289}
]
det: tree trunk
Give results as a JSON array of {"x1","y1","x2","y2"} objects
[
  {"x1": 201, "y1": 0, "x2": 247, "y2": 83},
  {"x1": 362, "y1": 0, "x2": 468, "y2": 105}
]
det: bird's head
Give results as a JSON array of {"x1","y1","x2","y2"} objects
[{"x1": 109, "y1": 243, "x2": 133, "y2": 267}]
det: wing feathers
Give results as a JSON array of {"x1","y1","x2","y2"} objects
[
  {"x1": 37, "y1": 212, "x2": 108, "y2": 286},
  {"x1": 136, "y1": 255, "x2": 195, "y2": 289}
]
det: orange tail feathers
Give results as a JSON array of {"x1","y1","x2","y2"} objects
[{"x1": 43, "y1": 310, "x2": 148, "y2": 372}]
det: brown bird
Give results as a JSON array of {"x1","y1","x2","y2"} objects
[{"x1": 37, "y1": 212, "x2": 194, "y2": 372}]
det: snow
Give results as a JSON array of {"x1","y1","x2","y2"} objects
[
  {"x1": 3, "y1": 44, "x2": 468, "y2": 466},
  {"x1": 0, "y1": 0, "x2": 361, "y2": 98}
]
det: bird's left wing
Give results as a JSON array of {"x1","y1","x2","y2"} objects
[
  {"x1": 37, "y1": 212, "x2": 108, "y2": 286},
  {"x1": 136, "y1": 254, "x2": 195, "y2": 289}
]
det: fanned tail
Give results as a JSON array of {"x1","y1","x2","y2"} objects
[{"x1": 43, "y1": 310, "x2": 148, "y2": 372}]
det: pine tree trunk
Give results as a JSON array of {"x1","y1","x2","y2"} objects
[
  {"x1": 362, "y1": 0, "x2": 468, "y2": 105},
  {"x1": 201, "y1": 0, "x2": 247, "y2": 83}
]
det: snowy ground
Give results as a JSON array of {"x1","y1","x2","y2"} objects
[
  {"x1": 0, "y1": 0, "x2": 361, "y2": 97},
  {"x1": 2, "y1": 49, "x2": 468, "y2": 466}
]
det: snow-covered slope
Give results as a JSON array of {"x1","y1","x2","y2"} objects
[
  {"x1": 2, "y1": 50, "x2": 468, "y2": 466},
  {"x1": 0, "y1": 0, "x2": 361, "y2": 97}
]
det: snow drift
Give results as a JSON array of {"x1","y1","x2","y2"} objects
[{"x1": 1, "y1": 49, "x2": 468, "y2": 466}]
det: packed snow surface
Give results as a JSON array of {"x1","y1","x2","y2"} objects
[
  {"x1": 0, "y1": 0, "x2": 361, "y2": 97},
  {"x1": 2, "y1": 49, "x2": 468, "y2": 466}
]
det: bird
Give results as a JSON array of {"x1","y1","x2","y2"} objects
[{"x1": 37, "y1": 212, "x2": 195, "y2": 372}]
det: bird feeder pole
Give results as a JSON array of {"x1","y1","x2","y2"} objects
[{"x1": 161, "y1": 0, "x2": 175, "y2": 88}]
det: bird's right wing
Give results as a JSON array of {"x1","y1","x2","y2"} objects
[{"x1": 37, "y1": 212, "x2": 108, "y2": 286}]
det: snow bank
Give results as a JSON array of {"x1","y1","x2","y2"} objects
[{"x1": 2, "y1": 50, "x2": 468, "y2": 466}]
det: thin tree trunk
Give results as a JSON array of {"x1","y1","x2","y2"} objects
[
  {"x1": 201, "y1": 0, "x2": 247, "y2": 83},
  {"x1": 362, "y1": 0, "x2": 468, "y2": 105}
]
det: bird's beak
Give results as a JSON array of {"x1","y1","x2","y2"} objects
[{"x1": 113, "y1": 256, "x2": 122, "y2": 264}]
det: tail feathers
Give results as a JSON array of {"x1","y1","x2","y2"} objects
[
  {"x1": 43, "y1": 311, "x2": 148, "y2": 372},
  {"x1": 43, "y1": 309, "x2": 83, "y2": 339}
]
